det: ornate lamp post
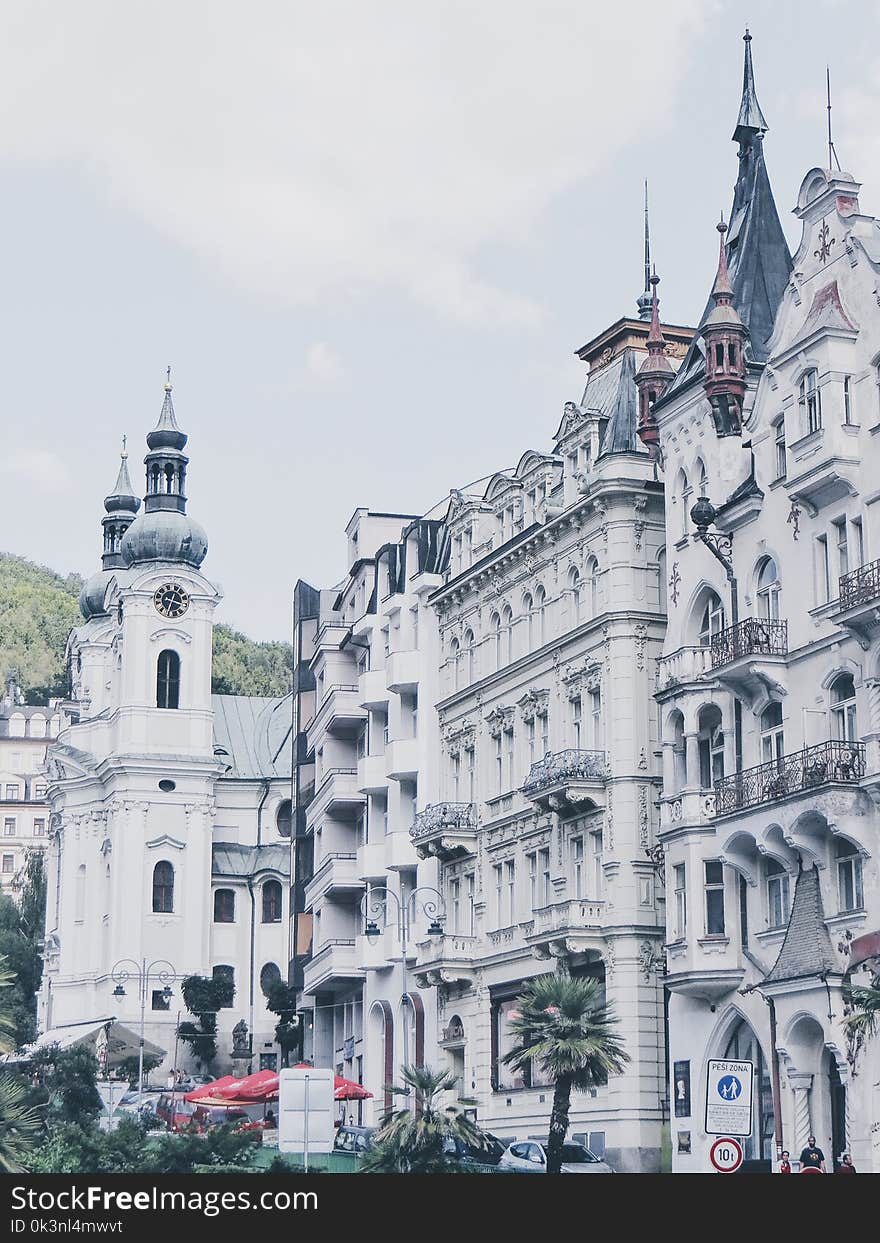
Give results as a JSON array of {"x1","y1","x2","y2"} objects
[
  {"x1": 111, "y1": 958, "x2": 179, "y2": 1098},
  {"x1": 690, "y1": 496, "x2": 738, "y2": 626},
  {"x1": 360, "y1": 886, "x2": 445, "y2": 1072}
]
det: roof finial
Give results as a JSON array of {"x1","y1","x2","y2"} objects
[
  {"x1": 121, "y1": 434, "x2": 127, "y2": 459},
  {"x1": 636, "y1": 180, "x2": 654, "y2": 320},
  {"x1": 711, "y1": 213, "x2": 734, "y2": 302},
  {"x1": 165, "y1": 364, "x2": 172, "y2": 392},
  {"x1": 733, "y1": 26, "x2": 769, "y2": 147},
  {"x1": 826, "y1": 66, "x2": 842, "y2": 171}
]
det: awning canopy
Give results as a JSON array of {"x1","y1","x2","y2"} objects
[
  {"x1": 215, "y1": 1069, "x2": 279, "y2": 1102},
  {"x1": 292, "y1": 1064, "x2": 374, "y2": 1101},
  {"x1": 183, "y1": 1075, "x2": 239, "y2": 1102},
  {"x1": 8, "y1": 1018, "x2": 165, "y2": 1065}
]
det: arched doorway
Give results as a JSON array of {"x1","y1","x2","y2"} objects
[{"x1": 723, "y1": 1018, "x2": 774, "y2": 1162}]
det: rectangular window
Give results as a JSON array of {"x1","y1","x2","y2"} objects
[
  {"x1": 767, "y1": 867, "x2": 790, "y2": 928},
  {"x1": 852, "y1": 517, "x2": 865, "y2": 570},
  {"x1": 800, "y1": 369, "x2": 822, "y2": 434},
  {"x1": 704, "y1": 860, "x2": 726, "y2": 935},
  {"x1": 505, "y1": 859, "x2": 515, "y2": 925},
  {"x1": 465, "y1": 873, "x2": 475, "y2": 935},
  {"x1": 589, "y1": 689, "x2": 602, "y2": 749},
  {"x1": 451, "y1": 753, "x2": 460, "y2": 801},
  {"x1": 3, "y1": 819, "x2": 14, "y2": 837},
  {"x1": 528, "y1": 852, "x2": 537, "y2": 909},
  {"x1": 838, "y1": 854, "x2": 864, "y2": 913},
  {"x1": 538, "y1": 712, "x2": 549, "y2": 758},
  {"x1": 571, "y1": 696, "x2": 582, "y2": 749},
  {"x1": 539, "y1": 847, "x2": 551, "y2": 907},
  {"x1": 843, "y1": 375, "x2": 853, "y2": 425},
  {"x1": 32, "y1": 819, "x2": 45, "y2": 837},
  {"x1": 572, "y1": 837, "x2": 584, "y2": 899},
  {"x1": 493, "y1": 863, "x2": 503, "y2": 926},
  {"x1": 774, "y1": 418, "x2": 786, "y2": 480},
  {"x1": 591, "y1": 830, "x2": 604, "y2": 898},
  {"x1": 526, "y1": 717, "x2": 536, "y2": 765},
  {"x1": 495, "y1": 735, "x2": 503, "y2": 794},
  {"x1": 34, "y1": 784, "x2": 47, "y2": 800},
  {"x1": 503, "y1": 726, "x2": 515, "y2": 788},
  {"x1": 673, "y1": 864, "x2": 687, "y2": 940},
  {"x1": 2, "y1": 855, "x2": 14, "y2": 874},
  {"x1": 834, "y1": 517, "x2": 849, "y2": 578},
  {"x1": 465, "y1": 747, "x2": 475, "y2": 802},
  {"x1": 151, "y1": 989, "x2": 171, "y2": 1012},
  {"x1": 4, "y1": 785, "x2": 19, "y2": 801},
  {"x1": 816, "y1": 535, "x2": 831, "y2": 604},
  {"x1": 450, "y1": 878, "x2": 461, "y2": 934}
]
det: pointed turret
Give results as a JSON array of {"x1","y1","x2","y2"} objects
[
  {"x1": 732, "y1": 29, "x2": 768, "y2": 147},
  {"x1": 636, "y1": 272, "x2": 673, "y2": 458},
  {"x1": 80, "y1": 442, "x2": 142, "y2": 618},
  {"x1": 702, "y1": 219, "x2": 748, "y2": 435}
]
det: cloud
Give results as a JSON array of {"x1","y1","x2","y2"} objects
[
  {"x1": 305, "y1": 342, "x2": 347, "y2": 387},
  {"x1": 0, "y1": 1, "x2": 711, "y2": 326},
  {"x1": 0, "y1": 449, "x2": 73, "y2": 493}
]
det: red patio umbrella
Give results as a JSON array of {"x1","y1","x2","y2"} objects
[
  {"x1": 292, "y1": 1062, "x2": 373, "y2": 1101},
  {"x1": 183, "y1": 1075, "x2": 239, "y2": 1102},
  {"x1": 214, "y1": 1069, "x2": 279, "y2": 1102}
]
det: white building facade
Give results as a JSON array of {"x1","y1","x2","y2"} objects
[
  {"x1": 0, "y1": 676, "x2": 63, "y2": 895},
  {"x1": 652, "y1": 34, "x2": 880, "y2": 1173},
  {"x1": 41, "y1": 383, "x2": 292, "y2": 1076}
]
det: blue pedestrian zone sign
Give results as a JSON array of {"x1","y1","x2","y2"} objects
[{"x1": 705, "y1": 1059, "x2": 753, "y2": 1136}]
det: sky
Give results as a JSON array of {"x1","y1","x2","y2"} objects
[{"x1": 1, "y1": 0, "x2": 879, "y2": 640}]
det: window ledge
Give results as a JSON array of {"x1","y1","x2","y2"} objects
[
  {"x1": 697, "y1": 936, "x2": 730, "y2": 946},
  {"x1": 824, "y1": 908, "x2": 867, "y2": 930}
]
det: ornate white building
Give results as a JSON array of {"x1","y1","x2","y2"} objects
[
  {"x1": 0, "y1": 675, "x2": 64, "y2": 895},
  {"x1": 40, "y1": 382, "x2": 292, "y2": 1076},
  {"x1": 650, "y1": 33, "x2": 880, "y2": 1173}
]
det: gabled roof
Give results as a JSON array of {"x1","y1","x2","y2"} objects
[
  {"x1": 799, "y1": 280, "x2": 858, "y2": 339},
  {"x1": 763, "y1": 867, "x2": 839, "y2": 985}
]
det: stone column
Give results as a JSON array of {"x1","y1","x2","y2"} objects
[
  {"x1": 684, "y1": 733, "x2": 700, "y2": 790},
  {"x1": 662, "y1": 742, "x2": 676, "y2": 793},
  {"x1": 788, "y1": 1071, "x2": 813, "y2": 1158}
]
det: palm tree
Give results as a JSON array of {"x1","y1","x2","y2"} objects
[
  {"x1": 360, "y1": 1065, "x2": 490, "y2": 1173},
  {"x1": 844, "y1": 974, "x2": 880, "y2": 1065},
  {"x1": 0, "y1": 957, "x2": 43, "y2": 1172},
  {"x1": 503, "y1": 970, "x2": 629, "y2": 1174}
]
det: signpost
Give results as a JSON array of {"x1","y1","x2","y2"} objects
[
  {"x1": 278, "y1": 1067, "x2": 335, "y2": 1171},
  {"x1": 705, "y1": 1058, "x2": 753, "y2": 1137},
  {"x1": 709, "y1": 1136, "x2": 744, "y2": 1174}
]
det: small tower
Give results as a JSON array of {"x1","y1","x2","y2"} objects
[
  {"x1": 102, "y1": 441, "x2": 140, "y2": 568},
  {"x1": 144, "y1": 370, "x2": 188, "y2": 514},
  {"x1": 701, "y1": 219, "x2": 748, "y2": 436},
  {"x1": 635, "y1": 272, "x2": 673, "y2": 459}
]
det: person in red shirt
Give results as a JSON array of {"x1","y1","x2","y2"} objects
[
  {"x1": 836, "y1": 1153, "x2": 857, "y2": 1174},
  {"x1": 778, "y1": 1150, "x2": 792, "y2": 1174}
]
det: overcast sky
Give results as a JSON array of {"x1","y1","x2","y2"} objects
[{"x1": 1, "y1": 1, "x2": 879, "y2": 640}]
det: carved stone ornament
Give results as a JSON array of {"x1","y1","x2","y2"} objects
[
  {"x1": 517, "y1": 688, "x2": 550, "y2": 723},
  {"x1": 484, "y1": 706, "x2": 514, "y2": 738}
]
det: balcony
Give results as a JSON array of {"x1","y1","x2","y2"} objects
[
  {"x1": 357, "y1": 753, "x2": 387, "y2": 794},
  {"x1": 713, "y1": 738, "x2": 866, "y2": 817},
  {"x1": 413, "y1": 934, "x2": 477, "y2": 989},
  {"x1": 524, "y1": 898, "x2": 605, "y2": 960},
  {"x1": 835, "y1": 559, "x2": 880, "y2": 647},
  {"x1": 409, "y1": 802, "x2": 477, "y2": 861},
  {"x1": 522, "y1": 750, "x2": 607, "y2": 814},
  {"x1": 357, "y1": 840, "x2": 387, "y2": 882},
  {"x1": 708, "y1": 618, "x2": 788, "y2": 705},
  {"x1": 656, "y1": 645, "x2": 712, "y2": 694},
  {"x1": 301, "y1": 939, "x2": 364, "y2": 995},
  {"x1": 385, "y1": 736, "x2": 418, "y2": 780},
  {"x1": 306, "y1": 686, "x2": 365, "y2": 750},
  {"x1": 384, "y1": 830, "x2": 419, "y2": 872},
  {"x1": 306, "y1": 768, "x2": 365, "y2": 824},
  {"x1": 386, "y1": 649, "x2": 419, "y2": 694},
  {"x1": 303, "y1": 853, "x2": 362, "y2": 910},
  {"x1": 357, "y1": 668, "x2": 389, "y2": 710}
]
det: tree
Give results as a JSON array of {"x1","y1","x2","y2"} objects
[
  {"x1": 844, "y1": 972, "x2": 880, "y2": 1066},
  {"x1": 359, "y1": 1065, "x2": 490, "y2": 1173},
  {"x1": 29, "y1": 1043, "x2": 103, "y2": 1124},
  {"x1": 0, "y1": 957, "x2": 44, "y2": 1172},
  {"x1": 0, "y1": 849, "x2": 48, "y2": 1048},
  {"x1": 178, "y1": 974, "x2": 235, "y2": 1068},
  {"x1": 502, "y1": 970, "x2": 629, "y2": 1174},
  {"x1": 264, "y1": 980, "x2": 300, "y2": 1067}
]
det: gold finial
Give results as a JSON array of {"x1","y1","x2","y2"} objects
[
  {"x1": 121, "y1": 434, "x2": 127, "y2": 459},
  {"x1": 165, "y1": 364, "x2": 173, "y2": 393}
]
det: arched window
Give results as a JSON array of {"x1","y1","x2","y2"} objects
[
  {"x1": 534, "y1": 586, "x2": 546, "y2": 645},
  {"x1": 677, "y1": 470, "x2": 690, "y2": 539},
  {"x1": 260, "y1": 962, "x2": 282, "y2": 998},
  {"x1": 835, "y1": 838, "x2": 863, "y2": 912},
  {"x1": 156, "y1": 650, "x2": 180, "y2": 710},
  {"x1": 765, "y1": 858, "x2": 790, "y2": 928},
  {"x1": 697, "y1": 460, "x2": 708, "y2": 497},
  {"x1": 756, "y1": 557, "x2": 781, "y2": 621},
  {"x1": 463, "y1": 629, "x2": 476, "y2": 682},
  {"x1": 501, "y1": 605, "x2": 514, "y2": 665},
  {"x1": 213, "y1": 888, "x2": 235, "y2": 923},
  {"x1": 490, "y1": 613, "x2": 502, "y2": 670},
  {"x1": 699, "y1": 592, "x2": 725, "y2": 646},
  {"x1": 658, "y1": 549, "x2": 667, "y2": 612},
  {"x1": 212, "y1": 964, "x2": 235, "y2": 1007},
  {"x1": 831, "y1": 673, "x2": 857, "y2": 742},
  {"x1": 697, "y1": 704, "x2": 724, "y2": 789},
  {"x1": 450, "y1": 638, "x2": 460, "y2": 690},
  {"x1": 29, "y1": 715, "x2": 46, "y2": 739},
  {"x1": 152, "y1": 860, "x2": 174, "y2": 913},
  {"x1": 276, "y1": 800, "x2": 292, "y2": 838},
  {"x1": 569, "y1": 567, "x2": 583, "y2": 623},
  {"x1": 262, "y1": 879, "x2": 283, "y2": 923},
  {"x1": 760, "y1": 702, "x2": 784, "y2": 765}
]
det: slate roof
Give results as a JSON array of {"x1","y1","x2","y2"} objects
[
  {"x1": 763, "y1": 867, "x2": 839, "y2": 985},
  {"x1": 212, "y1": 694, "x2": 292, "y2": 780},
  {"x1": 579, "y1": 347, "x2": 641, "y2": 456},
  {"x1": 211, "y1": 842, "x2": 289, "y2": 879}
]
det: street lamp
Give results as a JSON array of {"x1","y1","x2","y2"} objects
[
  {"x1": 110, "y1": 958, "x2": 180, "y2": 1099},
  {"x1": 690, "y1": 496, "x2": 738, "y2": 625},
  {"x1": 360, "y1": 885, "x2": 445, "y2": 1072}
]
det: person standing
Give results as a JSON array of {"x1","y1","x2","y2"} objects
[
  {"x1": 778, "y1": 1150, "x2": 792, "y2": 1174},
  {"x1": 799, "y1": 1136, "x2": 826, "y2": 1173},
  {"x1": 836, "y1": 1153, "x2": 857, "y2": 1174}
]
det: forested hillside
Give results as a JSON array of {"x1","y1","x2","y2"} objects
[{"x1": 0, "y1": 553, "x2": 291, "y2": 701}]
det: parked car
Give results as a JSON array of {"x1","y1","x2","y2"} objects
[
  {"x1": 155, "y1": 1094, "x2": 197, "y2": 1131},
  {"x1": 498, "y1": 1140, "x2": 614, "y2": 1174},
  {"x1": 173, "y1": 1073, "x2": 214, "y2": 1093},
  {"x1": 442, "y1": 1133, "x2": 506, "y2": 1167},
  {"x1": 333, "y1": 1124, "x2": 376, "y2": 1155}
]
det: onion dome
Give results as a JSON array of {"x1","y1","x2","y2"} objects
[{"x1": 80, "y1": 442, "x2": 141, "y2": 619}]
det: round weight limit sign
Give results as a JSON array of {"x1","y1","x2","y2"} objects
[{"x1": 709, "y1": 1136, "x2": 743, "y2": 1173}]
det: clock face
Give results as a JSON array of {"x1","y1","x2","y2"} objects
[{"x1": 154, "y1": 582, "x2": 190, "y2": 619}]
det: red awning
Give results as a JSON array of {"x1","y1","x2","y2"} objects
[{"x1": 183, "y1": 1075, "x2": 239, "y2": 1102}]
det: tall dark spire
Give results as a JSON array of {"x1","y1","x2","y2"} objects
[
  {"x1": 636, "y1": 271, "x2": 673, "y2": 458},
  {"x1": 143, "y1": 371, "x2": 189, "y2": 514},
  {"x1": 732, "y1": 29, "x2": 768, "y2": 147},
  {"x1": 636, "y1": 181, "x2": 653, "y2": 320}
]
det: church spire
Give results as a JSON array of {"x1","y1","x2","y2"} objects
[
  {"x1": 101, "y1": 439, "x2": 140, "y2": 569},
  {"x1": 635, "y1": 271, "x2": 673, "y2": 459},
  {"x1": 143, "y1": 371, "x2": 189, "y2": 514},
  {"x1": 636, "y1": 181, "x2": 653, "y2": 320},
  {"x1": 732, "y1": 29, "x2": 769, "y2": 148}
]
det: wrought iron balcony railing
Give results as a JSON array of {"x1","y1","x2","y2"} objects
[
  {"x1": 410, "y1": 802, "x2": 476, "y2": 843},
  {"x1": 710, "y1": 618, "x2": 788, "y2": 669},
  {"x1": 522, "y1": 749, "x2": 606, "y2": 795},
  {"x1": 839, "y1": 558, "x2": 880, "y2": 611},
  {"x1": 714, "y1": 739, "x2": 865, "y2": 815}
]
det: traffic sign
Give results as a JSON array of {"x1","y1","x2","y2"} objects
[
  {"x1": 709, "y1": 1136, "x2": 743, "y2": 1173},
  {"x1": 705, "y1": 1058, "x2": 753, "y2": 1136}
]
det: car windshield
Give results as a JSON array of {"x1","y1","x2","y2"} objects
[{"x1": 560, "y1": 1144, "x2": 597, "y2": 1164}]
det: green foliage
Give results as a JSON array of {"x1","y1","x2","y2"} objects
[
  {"x1": 264, "y1": 980, "x2": 299, "y2": 1064},
  {"x1": 359, "y1": 1065, "x2": 491, "y2": 1174},
  {"x1": 0, "y1": 850, "x2": 48, "y2": 1049},
  {"x1": 0, "y1": 1072, "x2": 46, "y2": 1172},
  {"x1": 210, "y1": 625, "x2": 292, "y2": 696},
  {"x1": 844, "y1": 973, "x2": 880, "y2": 1065},
  {"x1": 31, "y1": 1116, "x2": 261, "y2": 1175},
  {"x1": 502, "y1": 969, "x2": 629, "y2": 1175},
  {"x1": 0, "y1": 554, "x2": 82, "y2": 698},
  {"x1": 30, "y1": 1043, "x2": 103, "y2": 1124},
  {"x1": 116, "y1": 1053, "x2": 162, "y2": 1086},
  {"x1": 0, "y1": 553, "x2": 292, "y2": 700},
  {"x1": 178, "y1": 974, "x2": 234, "y2": 1068}
]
